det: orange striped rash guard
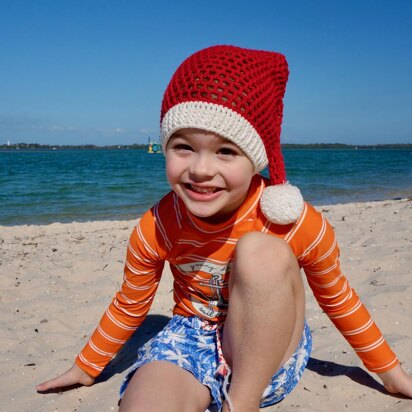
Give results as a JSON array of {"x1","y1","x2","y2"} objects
[{"x1": 76, "y1": 174, "x2": 398, "y2": 377}]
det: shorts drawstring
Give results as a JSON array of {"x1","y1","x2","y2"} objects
[
  {"x1": 221, "y1": 371, "x2": 234, "y2": 412},
  {"x1": 206, "y1": 321, "x2": 234, "y2": 412}
]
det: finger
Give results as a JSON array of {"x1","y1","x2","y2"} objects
[
  {"x1": 36, "y1": 373, "x2": 75, "y2": 392},
  {"x1": 36, "y1": 380, "x2": 55, "y2": 392},
  {"x1": 36, "y1": 378, "x2": 65, "y2": 392}
]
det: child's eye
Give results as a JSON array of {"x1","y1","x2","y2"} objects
[
  {"x1": 173, "y1": 143, "x2": 193, "y2": 151},
  {"x1": 218, "y1": 147, "x2": 238, "y2": 156}
]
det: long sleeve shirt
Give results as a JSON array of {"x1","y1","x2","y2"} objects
[{"x1": 76, "y1": 174, "x2": 398, "y2": 377}]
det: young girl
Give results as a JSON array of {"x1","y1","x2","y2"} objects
[{"x1": 37, "y1": 45, "x2": 412, "y2": 412}]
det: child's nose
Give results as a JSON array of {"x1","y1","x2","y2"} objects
[{"x1": 189, "y1": 153, "x2": 214, "y2": 178}]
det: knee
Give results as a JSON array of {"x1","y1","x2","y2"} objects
[{"x1": 233, "y1": 232, "x2": 299, "y2": 284}]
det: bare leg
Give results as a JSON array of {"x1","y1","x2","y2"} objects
[
  {"x1": 222, "y1": 232, "x2": 305, "y2": 412},
  {"x1": 119, "y1": 360, "x2": 211, "y2": 412}
]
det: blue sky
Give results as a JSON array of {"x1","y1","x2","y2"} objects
[{"x1": 1, "y1": 0, "x2": 411, "y2": 145}]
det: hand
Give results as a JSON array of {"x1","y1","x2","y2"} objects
[
  {"x1": 378, "y1": 363, "x2": 412, "y2": 397},
  {"x1": 36, "y1": 363, "x2": 95, "y2": 393}
]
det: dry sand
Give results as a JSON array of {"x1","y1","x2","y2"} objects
[{"x1": 1, "y1": 199, "x2": 411, "y2": 412}]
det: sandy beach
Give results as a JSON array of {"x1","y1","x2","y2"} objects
[{"x1": 1, "y1": 198, "x2": 411, "y2": 412}]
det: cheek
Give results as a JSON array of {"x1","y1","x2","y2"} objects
[
  {"x1": 228, "y1": 161, "x2": 255, "y2": 189},
  {"x1": 165, "y1": 154, "x2": 182, "y2": 185},
  {"x1": 232, "y1": 175, "x2": 253, "y2": 192},
  {"x1": 165, "y1": 160, "x2": 175, "y2": 184}
]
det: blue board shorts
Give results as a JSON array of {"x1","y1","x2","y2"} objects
[{"x1": 120, "y1": 315, "x2": 312, "y2": 410}]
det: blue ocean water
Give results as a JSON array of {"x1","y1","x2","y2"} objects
[{"x1": 0, "y1": 148, "x2": 411, "y2": 226}]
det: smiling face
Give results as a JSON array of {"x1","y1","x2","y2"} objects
[{"x1": 165, "y1": 128, "x2": 255, "y2": 223}]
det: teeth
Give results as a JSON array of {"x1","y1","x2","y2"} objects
[{"x1": 191, "y1": 185, "x2": 216, "y2": 194}]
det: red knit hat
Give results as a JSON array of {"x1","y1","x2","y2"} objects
[{"x1": 160, "y1": 45, "x2": 304, "y2": 224}]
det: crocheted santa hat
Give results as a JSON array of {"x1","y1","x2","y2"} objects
[{"x1": 160, "y1": 45, "x2": 304, "y2": 225}]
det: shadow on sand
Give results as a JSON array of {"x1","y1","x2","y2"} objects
[
  {"x1": 95, "y1": 314, "x2": 171, "y2": 384},
  {"x1": 306, "y1": 357, "x2": 391, "y2": 394}
]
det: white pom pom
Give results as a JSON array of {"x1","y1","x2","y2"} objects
[{"x1": 260, "y1": 183, "x2": 304, "y2": 225}]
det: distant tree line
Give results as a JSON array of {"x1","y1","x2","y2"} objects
[
  {"x1": 1, "y1": 142, "x2": 411, "y2": 151},
  {"x1": 0, "y1": 142, "x2": 147, "y2": 150},
  {"x1": 281, "y1": 143, "x2": 412, "y2": 149}
]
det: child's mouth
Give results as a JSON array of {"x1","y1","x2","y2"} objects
[{"x1": 184, "y1": 184, "x2": 221, "y2": 195}]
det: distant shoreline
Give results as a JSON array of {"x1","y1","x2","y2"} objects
[{"x1": 1, "y1": 142, "x2": 412, "y2": 151}]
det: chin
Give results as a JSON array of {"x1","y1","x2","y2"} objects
[{"x1": 188, "y1": 207, "x2": 218, "y2": 219}]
